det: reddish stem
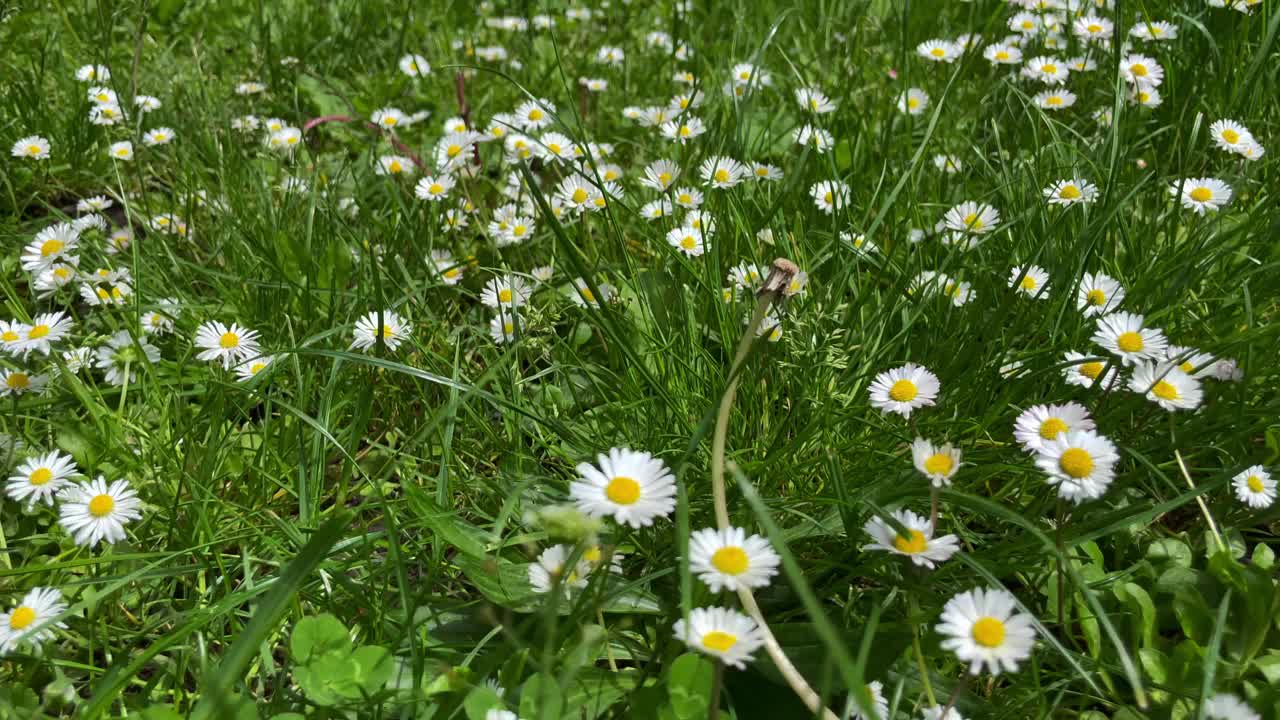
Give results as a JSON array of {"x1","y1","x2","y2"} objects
[{"x1": 302, "y1": 115, "x2": 427, "y2": 170}]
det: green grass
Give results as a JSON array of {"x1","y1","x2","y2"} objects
[{"x1": 2, "y1": 1, "x2": 1279, "y2": 719}]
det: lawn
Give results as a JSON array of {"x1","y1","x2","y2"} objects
[{"x1": 2, "y1": 1, "x2": 1279, "y2": 719}]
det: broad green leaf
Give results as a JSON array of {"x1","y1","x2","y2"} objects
[
  {"x1": 350, "y1": 645, "x2": 394, "y2": 694},
  {"x1": 290, "y1": 613, "x2": 352, "y2": 663},
  {"x1": 667, "y1": 653, "x2": 715, "y2": 720},
  {"x1": 519, "y1": 672, "x2": 564, "y2": 720},
  {"x1": 464, "y1": 686, "x2": 506, "y2": 720}
]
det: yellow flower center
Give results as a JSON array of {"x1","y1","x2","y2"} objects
[
  {"x1": 1059, "y1": 448, "x2": 1094, "y2": 479},
  {"x1": 893, "y1": 530, "x2": 928, "y2": 554},
  {"x1": 1020, "y1": 275, "x2": 1038, "y2": 291},
  {"x1": 96, "y1": 287, "x2": 111, "y2": 300},
  {"x1": 930, "y1": 47, "x2": 945, "y2": 57},
  {"x1": 580, "y1": 287, "x2": 596, "y2": 302},
  {"x1": 1059, "y1": 184, "x2": 1081, "y2": 200},
  {"x1": 428, "y1": 183, "x2": 444, "y2": 195},
  {"x1": 1047, "y1": 96, "x2": 1063, "y2": 106},
  {"x1": 755, "y1": 167, "x2": 769, "y2": 177},
  {"x1": 547, "y1": 143, "x2": 561, "y2": 155},
  {"x1": 1247, "y1": 476, "x2": 1264, "y2": 493},
  {"x1": 219, "y1": 332, "x2": 240, "y2": 349},
  {"x1": 889, "y1": 379, "x2": 918, "y2": 402},
  {"x1": 711, "y1": 546, "x2": 750, "y2": 575},
  {"x1": 593, "y1": 197, "x2": 606, "y2": 208},
  {"x1": 996, "y1": 51, "x2": 1009, "y2": 61},
  {"x1": 446, "y1": 145, "x2": 461, "y2": 157},
  {"x1": 528, "y1": 109, "x2": 544, "y2": 121},
  {"x1": 701, "y1": 630, "x2": 738, "y2": 653},
  {"x1": 1042, "y1": 63, "x2": 1057, "y2": 74},
  {"x1": 571, "y1": 188, "x2": 589, "y2": 204},
  {"x1": 513, "y1": 225, "x2": 527, "y2": 237},
  {"x1": 1087, "y1": 23, "x2": 1102, "y2": 33},
  {"x1": 1040, "y1": 418, "x2": 1068, "y2": 440},
  {"x1": 657, "y1": 172, "x2": 672, "y2": 185},
  {"x1": 924, "y1": 453, "x2": 953, "y2": 475},
  {"x1": 907, "y1": 98, "x2": 920, "y2": 109},
  {"x1": 963, "y1": 212, "x2": 983, "y2": 230},
  {"x1": 1189, "y1": 187, "x2": 1212, "y2": 202},
  {"x1": 1022, "y1": 20, "x2": 1034, "y2": 29},
  {"x1": 497, "y1": 289, "x2": 513, "y2": 304},
  {"x1": 714, "y1": 169, "x2": 730, "y2": 183},
  {"x1": 680, "y1": 235, "x2": 696, "y2": 250},
  {"x1": 389, "y1": 160, "x2": 402, "y2": 173},
  {"x1": 1221, "y1": 129, "x2": 1239, "y2": 144},
  {"x1": 1116, "y1": 331, "x2": 1144, "y2": 353},
  {"x1": 6, "y1": 373, "x2": 30, "y2": 389},
  {"x1": 249, "y1": 362, "x2": 266, "y2": 374},
  {"x1": 604, "y1": 476, "x2": 641, "y2": 505},
  {"x1": 1152, "y1": 380, "x2": 1178, "y2": 400},
  {"x1": 971, "y1": 617, "x2": 1006, "y2": 647},
  {"x1": 823, "y1": 191, "x2": 833, "y2": 204},
  {"x1": 810, "y1": 98, "x2": 820, "y2": 110},
  {"x1": 384, "y1": 117, "x2": 398, "y2": 127},
  {"x1": 583, "y1": 546, "x2": 602, "y2": 564},
  {"x1": 502, "y1": 321, "x2": 514, "y2": 334},
  {"x1": 88, "y1": 493, "x2": 115, "y2": 517},
  {"x1": 380, "y1": 324, "x2": 396, "y2": 339},
  {"x1": 40, "y1": 239, "x2": 64, "y2": 256},
  {"x1": 1086, "y1": 289, "x2": 1106, "y2": 306},
  {"x1": 30, "y1": 468, "x2": 53, "y2": 486},
  {"x1": 1, "y1": 331, "x2": 17, "y2": 342},
  {"x1": 9, "y1": 606, "x2": 36, "y2": 630},
  {"x1": 1130, "y1": 63, "x2": 1147, "y2": 77},
  {"x1": 27, "y1": 144, "x2": 43, "y2": 155}
]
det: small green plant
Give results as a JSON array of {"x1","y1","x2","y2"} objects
[{"x1": 288, "y1": 614, "x2": 394, "y2": 708}]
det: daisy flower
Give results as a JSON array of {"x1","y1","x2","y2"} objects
[
  {"x1": 917, "y1": 39, "x2": 960, "y2": 62},
  {"x1": 431, "y1": 250, "x2": 465, "y2": 285},
  {"x1": 399, "y1": 53, "x2": 431, "y2": 76},
  {"x1": 514, "y1": 99, "x2": 556, "y2": 131},
  {"x1": 1092, "y1": 311, "x2": 1167, "y2": 366},
  {"x1": 869, "y1": 364, "x2": 940, "y2": 418},
  {"x1": 143, "y1": 127, "x2": 175, "y2": 146},
  {"x1": 6, "y1": 451, "x2": 78, "y2": 507},
  {"x1": 350, "y1": 310, "x2": 411, "y2": 352},
  {"x1": 849, "y1": 681, "x2": 889, "y2": 720},
  {"x1": 1034, "y1": 90, "x2": 1076, "y2": 110},
  {"x1": 1, "y1": 320, "x2": 28, "y2": 356},
  {"x1": 911, "y1": 438, "x2": 961, "y2": 487},
  {"x1": 898, "y1": 88, "x2": 930, "y2": 115},
  {"x1": 489, "y1": 312, "x2": 518, "y2": 345},
  {"x1": 1035, "y1": 429, "x2": 1119, "y2": 503},
  {"x1": 22, "y1": 223, "x2": 79, "y2": 272},
  {"x1": 751, "y1": 163, "x2": 783, "y2": 181},
  {"x1": 11, "y1": 135, "x2": 50, "y2": 160},
  {"x1": 0, "y1": 588, "x2": 68, "y2": 656},
  {"x1": 1130, "y1": 362, "x2": 1203, "y2": 411},
  {"x1": 933, "y1": 154, "x2": 963, "y2": 174},
  {"x1": 672, "y1": 607, "x2": 765, "y2": 669},
  {"x1": 667, "y1": 227, "x2": 706, "y2": 257},
  {"x1": 795, "y1": 125, "x2": 835, "y2": 153},
  {"x1": 640, "y1": 159, "x2": 680, "y2": 191},
  {"x1": 134, "y1": 95, "x2": 161, "y2": 111},
  {"x1": 1077, "y1": 272, "x2": 1125, "y2": 316},
  {"x1": 1009, "y1": 265, "x2": 1050, "y2": 298},
  {"x1": 570, "y1": 278, "x2": 614, "y2": 308},
  {"x1": 376, "y1": 155, "x2": 415, "y2": 177},
  {"x1": 795, "y1": 87, "x2": 837, "y2": 114},
  {"x1": 688, "y1": 526, "x2": 781, "y2": 592},
  {"x1": 937, "y1": 588, "x2": 1036, "y2": 675},
  {"x1": 108, "y1": 140, "x2": 134, "y2": 160},
  {"x1": 1121, "y1": 54, "x2": 1164, "y2": 86},
  {"x1": 1166, "y1": 345, "x2": 1217, "y2": 378},
  {"x1": 1130, "y1": 21, "x2": 1178, "y2": 41},
  {"x1": 94, "y1": 330, "x2": 160, "y2": 386},
  {"x1": 1009, "y1": 12, "x2": 1040, "y2": 34},
  {"x1": 810, "y1": 180, "x2": 850, "y2": 214},
  {"x1": 76, "y1": 64, "x2": 110, "y2": 81},
  {"x1": 728, "y1": 263, "x2": 763, "y2": 288},
  {"x1": 480, "y1": 276, "x2": 533, "y2": 309},
  {"x1": 1061, "y1": 351, "x2": 1118, "y2": 390},
  {"x1": 1043, "y1": 178, "x2": 1097, "y2": 206},
  {"x1": 1204, "y1": 694, "x2": 1261, "y2": 720},
  {"x1": 17, "y1": 312, "x2": 74, "y2": 357},
  {"x1": 234, "y1": 355, "x2": 275, "y2": 382},
  {"x1": 58, "y1": 477, "x2": 143, "y2": 548},
  {"x1": 268, "y1": 128, "x2": 303, "y2": 152},
  {"x1": 569, "y1": 447, "x2": 676, "y2": 528},
  {"x1": 699, "y1": 156, "x2": 748, "y2": 189},
  {"x1": 1131, "y1": 86, "x2": 1163, "y2": 108},
  {"x1": 943, "y1": 201, "x2": 1000, "y2": 235},
  {"x1": 528, "y1": 544, "x2": 591, "y2": 595},
  {"x1": 415, "y1": 174, "x2": 456, "y2": 201},
  {"x1": 1022, "y1": 56, "x2": 1070, "y2": 84},
  {"x1": 195, "y1": 321, "x2": 261, "y2": 369},
  {"x1": 1072, "y1": 15, "x2": 1113, "y2": 41},
  {"x1": 0, "y1": 369, "x2": 45, "y2": 397},
  {"x1": 672, "y1": 187, "x2": 703, "y2": 209},
  {"x1": 1209, "y1": 119, "x2": 1255, "y2": 154},
  {"x1": 983, "y1": 43, "x2": 1023, "y2": 64},
  {"x1": 1170, "y1": 178, "x2": 1232, "y2": 215},
  {"x1": 371, "y1": 107, "x2": 408, "y2": 130},
  {"x1": 1233, "y1": 466, "x2": 1275, "y2": 509},
  {"x1": 557, "y1": 175, "x2": 601, "y2": 212},
  {"x1": 1014, "y1": 403, "x2": 1095, "y2": 453},
  {"x1": 862, "y1": 509, "x2": 960, "y2": 569}
]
